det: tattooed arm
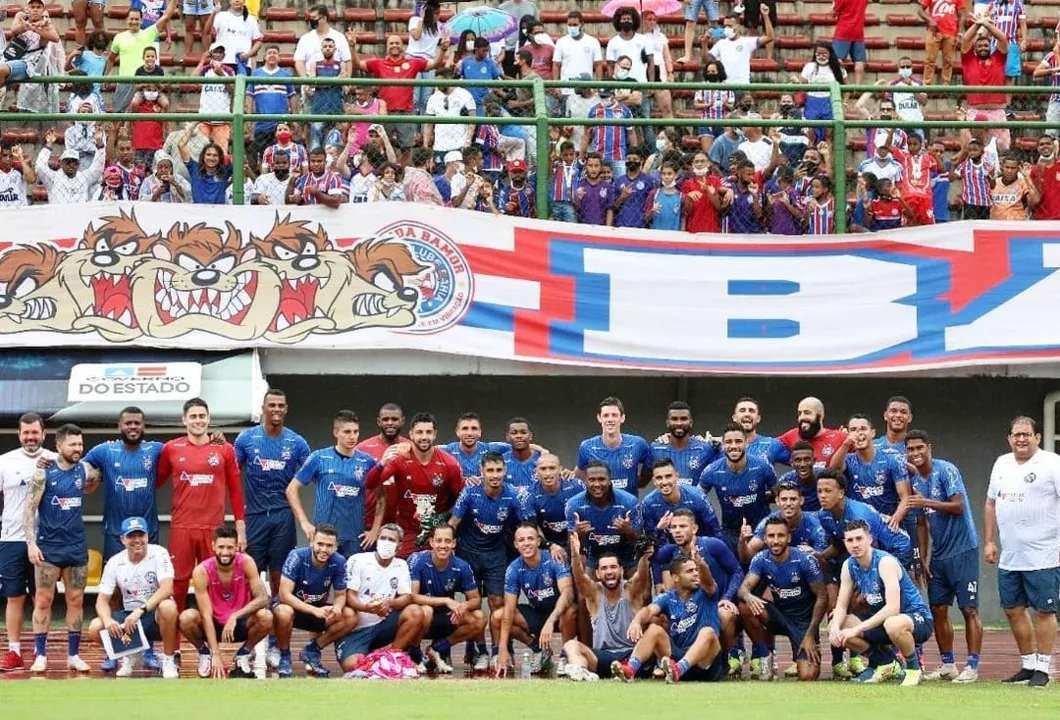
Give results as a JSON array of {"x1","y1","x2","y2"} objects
[{"x1": 24, "y1": 468, "x2": 46, "y2": 566}]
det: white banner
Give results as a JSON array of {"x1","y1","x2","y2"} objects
[{"x1": 67, "y1": 362, "x2": 202, "y2": 402}]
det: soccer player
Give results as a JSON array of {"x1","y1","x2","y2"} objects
[
  {"x1": 699, "y1": 423, "x2": 778, "y2": 556},
  {"x1": 409, "y1": 524, "x2": 487, "y2": 673},
  {"x1": 641, "y1": 459, "x2": 721, "y2": 547},
  {"x1": 495, "y1": 522, "x2": 576, "y2": 676},
  {"x1": 367, "y1": 413, "x2": 464, "y2": 558},
  {"x1": 733, "y1": 397, "x2": 791, "y2": 465},
  {"x1": 738, "y1": 516, "x2": 829, "y2": 681},
  {"x1": 157, "y1": 398, "x2": 245, "y2": 613},
  {"x1": 738, "y1": 483, "x2": 829, "y2": 564},
  {"x1": 89, "y1": 517, "x2": 179, "y2": 679},
  {"x1": 778, "y1": 397, "x2": 848, "y2": 462},
  {"x1": 829, "y1": 414, "x2": 913, "y2": 532},
  {"x1": 0, "y1": 412, "x2": 55, "y2": 672},
  {"x1": 562, "y1": 530, "x2": 652, "y2": 681},
  {"x1": 650, "y1": 401, "x2": 718, "y2": 486},
  {"x1": 501, "y1": 417, "x2": 541, "y2": 497},
  {"x1": 179, "y1": 526, "x2": 274, "y2": 679},
  {"x1": 443, "y1": 412, "x2": 509, "y2": 481},
  {"x1": 613, "y1": 551, "x2": 723, "y2": 684},
  {"x1": 816, "y1": 470, "x2": 913, "y2": 567},
  {"x1": 777, "y1": 441, "x2": 824, "y2": 511},
  {"x1": 24, "y1": 423, "x2": 98, "y2": 673},
  {"x1": 566, "y1": 461, "x2": 642, "y2": 571},
  {"x1": 984, "y1": 416, "x2": 1060, "y2": 688},
  {"x1": 287, "y1": 410, "x2": 384, "y2": 558},
  {"x1": 829, "y1": 519, "x2": 933, "y2": 686},
  {"x1": 874, "y1": 395, "x2": 914, "y2": 459},
  {"x1": 274, "y1": 524, "x2": 355, "y2": 677},
  {"x1": 337, "y1": 524, "x2": 423, "y2": 672},
  {"x1": 905, "y1": 430, "x2": 981, "y2": 684},
  {"x1": 576, "y1": 396, "x2": 653, "y2": 493},
  {"x1": 357, "y1": 402, "x2": 410, "y2": 527},
  {"x1": 519, "y1": 453, "x2": 583, "y2": 561}
]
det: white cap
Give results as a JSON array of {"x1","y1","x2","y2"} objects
[
  {"x1": 60, "y1": 148, "x2": 80, "y2": 162},
  {"x1": 443, "y1": 150, "x2": 462, "y2": 164}
]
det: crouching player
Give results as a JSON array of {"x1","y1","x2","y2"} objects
[
  {"x1": 829, "y1": 519, "x2": 933, "y2": 687},
  {"x1": 738, "y1": 516, "x2": 828, "y2": 681}
]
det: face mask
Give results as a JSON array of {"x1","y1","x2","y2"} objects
[
  {"x1": 706, "y1": 73, "x2": 719, "y2": 82},
  {"x1": 723, "y1": 27, "x2": 736, "y2": 39},
  {"x1": 276, "y1": 131, "x2": 293, "y2": 143},
  {"x1": 816, "y1": 56, "x2": 828, "y2": 65},
  {"x1": 626, "y1": 160, "x2": 641, "y2": 173},
  {"x1": 693, "y1": 166, "x2": 709, "y2": 176},
  {"x1": 308, "y1": 18, "x2": 319, "y2": 29},
  {"x1": 533, "y1": 33, "x2": 550, "y2": 44},
  {"x1": 382, "y1": 178, "x2": 394, "y2": 187},
  {"x1": 1041, "y1": 152, "x2": 1055, "y2": 162},
  {"x1": 144, "y1": 90, "x2": 159, "y2": 101},
  {"x1": 615, "y1": 68, "x2": 630, "y2": 80},
  {"x1": 618, "y1": 21, "x2": 634, "y2": 32},
  {"x1": 456, "y1": 162, "x2": 465, "y2": 173},
  {"x1": 662, "y1": 179, "x2": 676, "y2": 188},
  {"x1": 898, "y1": 67, "x2": 913, "y2": 79},
  {"x1": 567, "y1": 25, "x2": 580, "y2": 37},
  {"x1": 352, "y1": 153, "x2": 363, "y2": 169},
  {"x1": 274, "y1": 168, "x2": 289, "y2": 180},
  {"x1": 376, "y1": 539, "x2": 398, "y2": 560},
  {"x1": 655, "y1": 137, "x2": 667, "y2": 152},
  {"x1": 465, "y1": 40, "x2": 474, "y2": 51},
  {"x1": 780, "y1": 103, "x2": 793, "y2": 112}
]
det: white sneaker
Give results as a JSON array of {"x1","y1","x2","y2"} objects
[
  {"x1": 566, "y1": 665, "x2": 599, "y2": 682},
  {"x1": 265, "y1": 647, "x2": 281, "y2": 670},
  {"x1": 116, "y1": 654, "x2": 140, "y2": 678},
  {"x1": 416, "y1": 660, "x2": 428, "y2": 675},
  {"x1": 473, "y1": 654, "x2": 490, "y2": 672},
  {"x1": 953, "y1": 666, "x2": 979, "y2": 684},
  {"x1": 923, "y1": 663, "x2": 959, "y2": 681},
  {"x1": 196, "y1": 653, "x2": 213, "y2": 679},
  {"x1": 30, "y1": 655, "x2": 47, "y2": 673},
  {"x1": 427, "y1": 647, "x2": 453, "y2": 674},
  {"x1": 161, "y1": 654, "x2": 179, "y2": 680},
  {"x1": 759, "y1": 654, "x2": 775, "y2": 681},
  {"x1": 66, "y1": 655, "x2": 90, "y2": 673},
  {"x1": 556, "y1": 656, "x2": 567, "y2": 677},
  {"x1": 235, "y1": 654, "x2": 252, "y2": 676}
]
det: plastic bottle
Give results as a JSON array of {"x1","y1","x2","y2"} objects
[{"x1": 521, "y1": 651, "x2": 531, "y2": 679}]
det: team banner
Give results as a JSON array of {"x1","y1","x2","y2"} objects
[{"x1": 0, "y1": 202, "x2": 1057, "y2": 375}]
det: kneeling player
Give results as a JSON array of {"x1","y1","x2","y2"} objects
[
  {"x1": 409, "y1": 524, "x2": 487, "y2": 673},
  {"x1": 738, "y1": 517, "x2": 828, "y2": 681},
  {"x1": 829, "y1": 519, "x2": 934, "y2": 687},
  {"x1": 274, "y1": 524, "x2": 355, "y2": 677},
  {"x1": 178, "y1": 526, "x2": 274, "y2": 678},
  {"x1": 613, "y1": 551, "x2": 722, "y2": 684}
]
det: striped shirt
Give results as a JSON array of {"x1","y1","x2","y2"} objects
[
  {"x1": 695, "y1": 89, "x2": 733, "y2": 121},
  {"x1": 475, "y1": 124, "x2": 505, "y2": 173},
  {"x1": 806, "y1": 196, "x2": 835, "y2": 234},
  {"x1": 865, "y1": 127, "x2": 908, "y2": 152},
  {"x1": 956, "y1": 157, "x2": 995, "y2": 205},
  {"x1": 549, "y1": 159, "x2": 583, "y2": 203},
  {"x1": 1041, "y1": 52, "x2": 1060, "y2": 103},
  {"x1": 293, "y1": 171, "x2": 348, "y2": 204},
  {"x1": 496, "y1": 179, "x2": 536, "y2": 218},
  {"x1": 988, "y1": 0, "x2": 1025, "y2": 43},
  {"x1": 587, "y1": 103, "x2": 633, "y2": 162}
]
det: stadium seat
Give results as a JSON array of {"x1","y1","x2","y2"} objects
[
  {"x1": 776, "y1": 35, "x2": 812, "y2": 50},
  {"x1": 775, "y1": 14, "x2": 805, "y2": 26},
  {"x1": 2, "y1": 128, "x2": 38, "y2": 144},
  {"x1": 895, "y1": 37, "x2": 926, "y2": 51},
  {"x1": 106, "y1": 5, "x2": 129, "y2": 19},
  {"x1": 262, "y1": 30, "x2": 297, "y2": 43},
  {"x1": 886, "y1": 14, "x2": 924, "y2": 26},
  {"x1": 344, "y1": 8, "x2": 376, "y2": 23},
  {"x1": 87, "y1": 549, "x2": 103, "y2": 589}
]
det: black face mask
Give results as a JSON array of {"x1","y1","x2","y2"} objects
[
  {"x1": 781, "y1": 104, "x2": 793, "y2": 113},
  {"x1": 618, "y1": 21, "x2": 634, "y2": 32},
  {"x1": 626, "y1": 161, "x2": 641, "y2": 173},
  {"x1": 308, "y1": 17, "x2": 319, "y2": 29},
  {"x1": 706, "y1": 74, "x2": 720, "y2": 81},
  {"x1": 274, "y1": 169, "x2": 289, "y2": 180},
  {"x1": 739, "y1": 103, "x2": 753, "y2": 112}
]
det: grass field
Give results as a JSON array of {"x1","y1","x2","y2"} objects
[{"x1": 5, "y1": 680, "x2": 1060, "y2": 720}]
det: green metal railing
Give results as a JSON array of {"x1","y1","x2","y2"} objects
[{"x1": 10, "y1": 76, "x2": 1059, "y2": 232}]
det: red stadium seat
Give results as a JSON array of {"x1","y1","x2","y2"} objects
[
  {"x1": 895, "y1": 37, "x2": 926, "y2": 50},
  {"x1": 776, "y1": 34, "x2": 812, "y2": 50},
  {"x1": 751, "y1": 58, "x2": 780, "y2": 72},
  {"x1": 106, "y1": 5, "x2": 129, "y2": 19},
  {"x1": 808, "y1": 13, "x2": 836, "y2": 25},
  {"x1": 344, "y1": 8, "x2": 376, "y2": 23},
  {"x1": 264, "y1": 7, "x2": 302, "y2": 21},
  {"x1": 886, "y1": 14, "x2": 924, "y2": 26},
  {"x1": 261, "y1": 30, "x2": 297, "y2": 43},
  {"x1": 775, "y1": 13, "x2": 805, "y2": 26},
  {"x1": 2, "y1": 129, "x2": 39, "y2": 144}
]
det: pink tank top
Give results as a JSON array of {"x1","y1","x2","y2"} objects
[
  {"x1": 203, "y1": 554, "x2": 251, "y2": 624},
  {"x1": 348, "y1": 98, "x2": 381, "y2": 154}
]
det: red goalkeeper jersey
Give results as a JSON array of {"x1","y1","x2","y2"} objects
[{"x1": 157, "y1": 438, "x2": 244, "y2": 529}]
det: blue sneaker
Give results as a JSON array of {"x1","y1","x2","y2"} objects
[
  {"x1": 101, "y1": 656, "x2": 117, "y2": 673},
  {"x1": 142, "y1": 648, "x2": 162, "y2": 673},
  {"x1": 299, "y1": 646, "x2": 330, "y2": 678},
  {"x1": 277, "y1": 652, "x2": 293, "y2": 678},
  {"x1": 851, "y1": 666, "x2": 876, "y2": 683}
]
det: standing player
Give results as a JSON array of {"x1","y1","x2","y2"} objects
[
  {"x1": 287, "y1": 410, "x2": 384, "y2": 558},
  {"x1": 984, "y1": 416, "x2": 1060, "y2": 688},
  {"x1": 357, "y1": 402, "x2": 410, "y2": 528},
  {"x1": 179, "y1": 526, "x2": 274, "y2": 679},
  {"x1": 829, "y1": 519, "x2": 933, "y2": 686},
  {"x1": 699, "y1": 424, "x2": 778, "y2": 556},
  {"x1": 905, "y1": 430, "x2": 981, "y2": 684},
  {"x1": 733, "y1": 397, "x2": 792, "y2": 465},
  {"x1": 443, "y1": 412, "x2": 509, "y2": 481},
  {"x1": 566, "y1": 462, "x2": 642, "y2": 572},
  {"x1": 576, "y1": 397, "x2": 653, "y2": 493},
  {"x1": 274, "y1": 524, "x2": 355, "y2": 677},
  {"x1": 495, "y1": 523, "x2": 576, "y2": 676},
  {"x1": 641, "y1": 459, "x2": 721, "y2": 547},
  {"x1": 24, "y1": 423, "x2": 98, "y2": 673},
  {"x1": 519, "y1": 453, "x2": 583, "y2": 562},
  {"x1": 501, "y1": 418, "x2": 541, "y2": 498},
  {"x1": 739, "y1": 517, "x2": 829, "y2": 681},
  {"x1": 0, "y1": 412, "x2": 55, "y2": 672},
  {"x1": 778, "y1": 397, "x2": 848, "y2": 462},
  {"x1": 562, "y1": 530, "x2": 652, "y2": 681},
  {"x1": 874, "y1": 396, "x2": 914, "y2": 459},
  {"x1": 157, "y1": 398, "x2": 245, "y2": 613},
  {"x1": 88, "y1": 517, "x2": 179, "y2": 679},
  {"x1": 778, "y1": 441, "x2": 824, "y2": 511},
  {"x1": 651, "y1": 401, "x2": 718, "y2": 486},
  {"x1": 828, "y1": 415, "x2": 913, "y2": 534},
  {"x1": 816, "y1": 470, "x2": 913, "y2": 567},
  {"x1": 738, "y1": 483, "x2": 829, "y2": 564}
]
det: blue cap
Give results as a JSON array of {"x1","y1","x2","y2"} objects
[{"x1": 121, "y1": 517, "x2": 148, "y2": 537}]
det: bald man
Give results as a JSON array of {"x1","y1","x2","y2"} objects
[{"x1": 777, "y1": 397, "x2": 848, "y2": 463}]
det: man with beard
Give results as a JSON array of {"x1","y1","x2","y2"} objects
[
  {"x1": 443, "y1": 412, "x2": 510, "y2": 482},
  {"x1": 699, "y1": 424, "x2": 778, "y2": 557},
  {"x1": 651, "y1": 401, "x2": 718, "y2": 487},
  {"x1": 874, "y1": 396, "x2": 914, "y2": 460},
  {"x1": 778, "y1": 397, "x2": 848, "y2": 463},
  {"x1": 357, "y1": 403, "x2": 409, "y2": 528},
  {"x1": 576, "y1": 396, "x2": 652, "y2": 493},
  {"x1": 274, "y1": 524, "x2": 354, "y2": 677},
  {"x1": 738, "y1": 483, "x2": 829, "y2": 565},
  {"x1": 562, "y1": 531, "x2": 652, "y2": 681},
  {"x1": 496, "y1": 160, "x2": 536, "y2": 218},
  {"x1": 733, "y1": 397, "x2": 791, "y2": 466},
  {"x1": 777, "y1": 441, "x2": 824, "y2": 511},
  {"x1": 179, "y1": 526, "x2": 273, "y2": 679},
  {"x1": 641, "y1": 459, "x2": 721, "y2": 548},
  {"x1": 0, "y1": 413, "x2": 55, "y2": 672},
  {"x1": 961, "y1": 16, "x2": 1010, "y2": 152},
  {"x1": 566, "y1": 461, "x2": 642, "y2": 572}
]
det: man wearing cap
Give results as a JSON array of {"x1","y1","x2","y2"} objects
[
  {"x1": 435, "y1": 150, "x2": 464, "y2": 205},
  {"x1": 34, "y1": 127, "x2": 106, "y2": 204},
  {"x1": 0, "y1": 0, "x2": 60, "y2": 90},
  {"x1": 89, "y1": 517, "x2": 180, "y2": 679},
  {"x1": 495, "y1": 160, "x2": 536, "y2": 217}
]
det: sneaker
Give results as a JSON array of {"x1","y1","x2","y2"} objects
[
  {"x1": 656, "y1": 657, "x2": 669, "y2": 679},
  {"x1": 924, "y1": 663, "x2": 959, "y2": 681},
  {"x1": 727, "y1": 656, "x2": 742, "y2": 679},
  {"x1": 0, "y1": 651, "x2": 25, "y2": 672},
  {"x1": 849, "y1": 656, "x2": 867, "y2": 674},
  {"x1": 1002, "y1": 667, "x2": 1036, "y2": 684},
  {"x1": 229, "y1": 654, "x2": 255, "y2": 679},
  {"x1": 953, "y1": 666, "x2": 979, "y2": 684},
  {"x1": 427, "y1": 647, "x2": 453, "y2": 674},
  {"x1": 100, "y1": 656, "x2": 117, "y2": 673},
  {"x1": 416, "y1": 660, "x2": 428, "y2": 675},
  {"x1": 866, "y1": 660, "x2": 901, "y2": 684},
  {"x1": 472, "y1": 654, "x2": 490, "y2": 673},
  {"x1": 299, "y1": 646, "x2": 330, "y2": 678},
  {"x1": 266, "y1": 646, "x2": 282, "y2": 671},
  {"x1": 1029, "y1": 670, "x2": 1050, "y2": 688},
  {"x1": 662, "y1": 656, "x2": 682, "y2": 685},
  {"x1": 850, "y1": 666, "x2": 876, "y2": 683},
  {"x1": 611, "y1": 659, "x2": 635, "y2": 683},
  {"x1": 67, "y1": 655, "x2": 90, "y2": 673},
  {"x1": 277, "y1": 652, "x2": 293, "y2": 678},
  {"x1": 832, "y1": 661, "x2": 852, "y2": 681},
  {"x1": 784, "y1": 662, "x2": 799, "y2": 678},
  {"x1": 116, "y1": 655, "x2": 138, "y2": 678},
  {"x1": 143, "y1": 648, "x2": 162, "y2": 673},
  {"x1": 555, "y1": 656, "x2": 567, "y2": 677},
  {"x1": 161, "y1": 655, "x2": 179, "y2": 680},
  {"x1": 197, "y1": 653, "x2": 213, "y2": 679},
  {"x1": 566, "y1": 665, "x2": 598, "y2": 682},
  {"x1": 758, "y1": 654, "x2": 775, "y2": 681},
  {"x1": 901, "y1": 669, "x2": 923, "y2": 687}
]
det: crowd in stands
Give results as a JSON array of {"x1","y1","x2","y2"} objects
[{"x1": 0, "y1": 0, "x2": 1058, "y2": 230}]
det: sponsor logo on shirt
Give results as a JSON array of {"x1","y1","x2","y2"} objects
[
  {"x1": 858, "y1": 484, "x2": 885, "y2": 499},
  {"x1": 255, "y1": 458, "x2": 288, "y2": 472},
  {"x1": 327, "y1": 482, "x2": 360, "y2": 498},
  {"x1": 51, "y1": 496, "x2": 82, "y2": 510},
  {"x1": 674, "y1": 613, "x2": 699, "y2": 633},
  {"x1": 116, "y1": 476, "x2": 149, "y2": 491},
  {"x1": 775, "y1": 586, "x2": 803, "y2": 599},
  {"x1": 474, "y1": 520, "x2": 504, "y2": 535},
  {"x1": 525, "y1": 584, "x2": 556, "y2": 602},
  {"x1": 1024, "y1": 472, "x2": 1037, "y2": 483},
  {"x1": 180, "y1": 471, "x2": 215, "y2": 486},
  {"x1": 431, "y1": 474, "x2": 444, "y2": 488},
  {"x1": 726, "y1": 493, "x2": 760, "y2": 508},
  {"x1": 588, "y1": 531, "x2": 622, "y2": 546}
]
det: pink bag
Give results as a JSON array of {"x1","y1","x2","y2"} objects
[{"x1": 343, "y1": 648, "x2": 420, "y2": 680}]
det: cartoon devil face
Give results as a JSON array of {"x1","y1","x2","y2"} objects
[
  {"x1": 322, "y1": 237, "x2": 428, "y2": 333},
  {"x1": 130, "y1": 221, "x2": 282, "y2": 341},
  {"x1": 0, "y1": 244, "x2": 82, "y2": 334}
]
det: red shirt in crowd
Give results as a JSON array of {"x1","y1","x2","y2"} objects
[
  {"x1": 891, "y1": 147, "x2": 937, "y2": 198},
  {"x1": 356, "y1": 433, "x2": 411, "y2": 526},
  {"x1": 1032, "y1": 161, "x2": 1060, "y2": 219},
  {"x1": 833, "y1": 0, "x2": 869, "y2": 41},
  {"x1": 131, "y1": 101, "x2": 165, "y2": 151},
  {"x1": 682, "y1": 175, "x2": 723, "y2": 233},
  {"x1": 962, "y1": 49, "x2": 1007, "y2": 106},
  {"x1": 778, "y1": 427, "x2": 849, "y2": 463},
  {"x1": 921, "y1": 0, "x2": 965, "y2": 36},
  {"x1": 364, "y1": 56, "x2": 428, "y2": 112},
  {"x1": 157, "y1": 438, "x2": 244, "y2": 530}
]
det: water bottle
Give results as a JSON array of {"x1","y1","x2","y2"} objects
[{"x1": 521, "y1": 651, "x2": 531, "y2": 679}]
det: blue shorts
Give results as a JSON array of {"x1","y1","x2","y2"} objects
[
  {"x1": 426, "y1": 610, "x2": 457, "y2": 641},
  {"x1": 519, "y1": 603, "x2": 556, "y2": 638},
  {"x1": 719, "y1": 528, "x2": 740, "y2": 559},
  {"x1": 762, "y1": 603, "x2": 815, "y2": 650},
  {"x1": 104, "y1": 530, "x2": 160, "y2": 562},
  {"x1": 831, "y1": 39, "x2": 867, "y2": 63},
  {"x1": 928, "y1": 548, "x2": 979, "y2": 609},
  {"x1": 593, "y1": 647, "x2": 638, "y2": 678},
  {"x1": 860, "y1": 608, "x2": 933, "y2": 646},
  {"x1": 40, "y1": 542, "x2": 88, "y2": 569},
  {"x1": 1, "y1": 59, "x2": 29, "y2": 84},
  {"x1": 458, "y1": 548, "x2": 506, "y2": 598},
  {"x1": 998, "y1": 567, "x2": 1060, "y2": 613},
  {"x1": 246, "y1": 509, "x2": 296, "y2": 574},
  {"x1": 0, "y1": 541, "x2": 31, "y2": 598},
  {"x1": 684, "y1": 0, "x2": 719, "y2": 22},
  {"x1": 112, "y1": 609, "x2": 161, "y2": 642},
  {"x1": 670, "y1": 642, "x2": 727, "y2": 681},
  {"x1": 1005, "y1": 45, "x2": 1022, "y2": 78},
  {"x1": 335, "y1": 611, "x2": 400, "y2": 662},
  {"x1": 336, "y1": 538, "x2": 359, "y2": 560},
  {"x1": 182, "y1": 0, "x2": 214, "y2": 15}
]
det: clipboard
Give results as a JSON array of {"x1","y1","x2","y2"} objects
[{"x1": 100, "y1": 620, "x2": 149, "y2": 659}]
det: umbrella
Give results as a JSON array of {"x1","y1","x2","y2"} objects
[
  {"x1": 447, "y1": 6, "x2": 518, "y2": 43},
  {"x1": 601, "y1": 0, "x2": 683, "y2": 18}
]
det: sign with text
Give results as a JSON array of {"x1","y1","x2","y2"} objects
[{"x1": 68, "y1": 362, "x2": 202, "y2": 402}]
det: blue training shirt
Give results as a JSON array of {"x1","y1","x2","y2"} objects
[
  {"x1": 38, "y1": 462, "x2": 89, "y2": 554},
  {"x1": 650, "y1": 436, "x2": 718, "y2": 486},
  {"x1": 777, "y1": 463, "x2": 826, "y2": 512},
  {"x1": 451, "y1": 482, "x2": 521, "y2": 555},
  {"x1": 640, "y1": 485, "x2": 721, "y2": 543},
  {"x1": 280, "y1": 546, "x2": 347, "y2": 605},
  {"x1": 841, "y1": 449, "x2": 910, "y2": 517},
  {"x1": 652, "y1": 587, "x2": 720, "y2": 648},
  {"x1": 294, "y1": 447, "x2": 377, "y2": 542},
  {"x1": 576, "y1": 433, "x2": 652, "y2": 493},
  {"x1": 84, "y1": 440, "x2": 163, "y2": 538},
  {"x1": 872, "y1": 436, "x2": 907, "y2": 462},
  {"x1": 748, "y1": 434, "x2": 791, "y2": 465},
  {"x1": 699, "y1": 456, "x2": 778, "y2": 530},
  {"x1": 655, "y1": 537, "x2": 743, "y2": 602},
  {"x1": 753, "y1": 511, "x2": 829, "y2": 551},
  {"x1": 235, "y1": 425, "x2": 310, "y2": 515},
  {"x1": 847, "y1": 548, "x2": 930, "y2": 617},
  {"x1": 442, "y1": 441, "x2": 511, "y2": 480},
  {"x1": 565, "y1": 488, "x2": 642, "y2": 561},
  {"x1": 409, "y1": 551, "x2": 478, "y2": 598},
  {"x1": 502, "y1": 448, "x2": 541, "y2": 498},
  {"x1": 818, "y1": 498, "x2": 912, "y2": 560},
  {"x1": 910, "y1": 458, "x2": 979, "y2": 560},
  {"x1": 503, "y1": 553, "x2": 571, "y2": 610},
  {"x1": 518, "y1": 479, "x2": 584, "y2": 548},
  {"x1": 747, "y1": 547, "x2": 823, "y2": 619}
]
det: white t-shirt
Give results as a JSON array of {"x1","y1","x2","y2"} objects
[
  {"x1": 199, "y1": 69, "x2": 233, "y2": 114},
  {"x1": 98, "y1": 544, "x2": 175, "y2": 611},
  {"x1": 645, "y1": 29, "x2": 668, "y2": 82},
  {"x1": 605, "y1": 33, "x2": 651, "y2": 83},
  {"x1": 425, "y1": 88, "x2": 476, "y2": 153},
  {"x1": 0, "y1": 167, "x2": 28, "y2": 208},
  {"x1": 212, "y1": 11, "x2": 262, "y2": 65},
  {"x1": 252, "y1": 172, "x2": 290, "y2": 205},
  {"x1": 293, "y1": 28, "x2": 352, "y2": 68},
  {"x1": 347, "y1": 172, "x2": 377, "y2": 204},
  {"x1": 406, "y1": 16, "x2": 442, "y2": 60},
  {"x1": 800, "y1": 61, "x2": 844, "y2": 98},
  {"x1": 857, "y1": 156, "x2": 904, "y2": 184},
  {"x1": 345, "y1": 552, "x2": 411, "y2": 629},
  {"x1": 708, "y1": 36, "x2": 760, "y2": 85},
  {"x1": 889, "y1": 80, "x2": 925, "y2": 122},
  {"x1": 738, "y1": 137, "x2": 774, "y2": 172},
  {"x1": 987, "y1": 449, "x2": 1060, "y2": 571},
  {"x1": 553, "y1": 34, "x2": 602, "y2": 95},
  {"x1": 0, "y1": 447, "x2": 55, "y2": 542}
]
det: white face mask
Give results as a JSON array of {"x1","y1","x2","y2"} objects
[
  {"x1": 693, "y1": 166, "x2": 709, "y2": 176},
  {"x1": 533, "y1": 33, "x2": 550, "y2": 44},
  {"x1": 465, "y1": 40, "x2": 474, "y2": 51},
  {"x1": 376, "y1": 539, "x2": 398, "y2": 560},
  {"x1": 723, "y1": 27, "x2": 736, "y2": 39},
  {"x1": 144, "y1": 90, "x2": 159, "y2": 101},
  {"x1": 615, "y1": 68, "x2": 630, "y2": 80},
  {"x1": 662, "y1": 179, "x2": 676, "y2": 188}
]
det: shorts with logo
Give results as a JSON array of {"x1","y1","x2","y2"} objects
[
  {"x1": 998, "y1": 566, "x2": 1060, "y2": 613},
  {"x1": 39, "y1": 541, "x2": 88, "y2": 570},
  {"x1": 246, "y1": 508, "x2": 296, "y2": 573},
  {"x1": 518, "y1": 602, "x2": 557, "y2": 638},
  {"x1": 899, "y1": 516, "x2": 921, "y2": 574},
  {"x1": 211, "y1": 616, "x2": 249, "y2": 643},
  {"x1": 105, "y1": 530, "x2": 161, "y2": 562},
  {"x1": 928, "y1": 547, "x2": 979, "y2": 608},
  {"x1": 112, "y1": 609, "x2": 162, "y2": 642},
  {"x1": 0, "y1": 541, "x2": 32, "y2": 597},
  {"x1": 859, "y1": 608, "x2": 933, "y2": 645},
  {"x1": 169, "y1": 527, "x2": 214, "y2": 581},
  {"x1": 457, "y1": 547, "x2": 506, "y2": 598},
  {"x1": 762, "y1": 603, "x2": 815, "y2": 654},
  {"x1": 335, "y1": 611, "x2": 400, "y2": 661}
]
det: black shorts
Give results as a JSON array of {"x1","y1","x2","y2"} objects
[
  {"x1": 518, "y1": 603, "x2": 555, "y2": 638},
  {"x1": 426, "y1": 610, "x2": 458, "y2": 641},
  {"x1": 212, "y1": 616, "x2": 249, "y2": 643},
  {"x1": 112, "y1": 609, "x2": 162, "y2": 643},
  {"x1": 246, "y1": 509, "x2": 296, "y2": 574},
  {"x1": 293, "y1": 609, "x2": 328, "y2": 634}
]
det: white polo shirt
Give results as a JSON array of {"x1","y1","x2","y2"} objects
[
  {"x1": 0, "y1": 447, "x2": 56, "y2": 542},
  {"x1": 987, "y1": 449, "x2": 1060, "y2": 571},
  {"x1": 98, "y1": 544, "x2": 174, "y2": 611},
  {"x1": 345, "y1": 552, "x2": 411, "y2": 629}
]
